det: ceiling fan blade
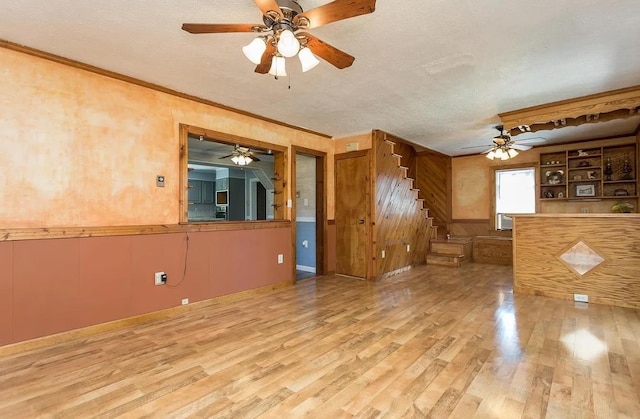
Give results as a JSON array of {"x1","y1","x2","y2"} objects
[
  {"x1": 481, "y1": 147, "x2": 495, "y2": 154},
  {"x1": 461, "y1": 144, "x2": 492, "y2": 150},
  {"x1": 294, "y1": 0, "x2": 376, "y2": 29},
  {"x1": 254, "y1": 0, "x2": 283, "y2": 19},
  {"x1": 249, "y1": 155, "x2": 261, "y2": 162},
  {"x1": 255, "y1": 42, "x2": 276, "y2": 74},
  {"x1": 219, "y1": 153, "x2": 234, "y2": 159},
  {"x1": 511, "y1": 144, "x2": 532, "y2": 151},
  {"x1": 516, "y1": 136, "x2": 546, "y2": 145},
  {"x1": 181, "y1": 23, "x2": 264, "y2": 34},
  {"x1": 300, "y1": 32, "x2": 354, "y2": 69}
]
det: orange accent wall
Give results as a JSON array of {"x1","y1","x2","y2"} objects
[
  {"x1": 0, "y1": 46, "x2": 336, "y2": 227},
  {"x1": 0, "y1": 227, "x2": 291, "y2": 345},
  {"x1": 334, "y1": 132, "x2": 372, "y2": 153}
]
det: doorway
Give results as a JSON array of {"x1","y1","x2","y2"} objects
[{"x1": 292, "y1": 147, "x2": 326, "y2": 281}]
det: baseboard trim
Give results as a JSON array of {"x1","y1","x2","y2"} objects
[
  {"x1": 296, "y1": 264, "x2": 316, "y2": 273},
  {"x1": 0, "y1": 279, "x2": 292, "y2": 357}
]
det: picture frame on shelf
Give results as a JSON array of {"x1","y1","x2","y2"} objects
[{"x1": 576, "y1": 184, "x2": 595, "y2": 197}]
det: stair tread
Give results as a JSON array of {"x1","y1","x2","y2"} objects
[{"x1": 428, "y1": 252, "x2": 465, "y2": 258}]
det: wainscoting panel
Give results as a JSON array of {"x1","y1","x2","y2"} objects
[{"x1": 1, "y1": 226, "x2": 292, "y2": 346}]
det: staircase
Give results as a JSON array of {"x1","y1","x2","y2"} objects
[
  {"x1": 426, "y1": 237, "x2": 473, "y2": 268},
  {"x1": 384, "y1": 139, "x2": 436, "y2": 239},
  {"x1": 375, "y1": 137, "x2": 435, "y2": 276}
]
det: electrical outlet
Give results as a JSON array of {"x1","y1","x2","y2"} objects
[
  {"x1": 277, "y1": 254, "x2": 284, "y2": 264},
  {"x1": 406, "y1": 244, "x2": 411, "y2": 252},
  {"x1": 574, "y1": 293, "x2": 589, "y2": 303},
  {"x1": 381, "y1": 250, "x2": 385, "y2": 258},
  {"x1": 156, "y1": 175, "x2": 165, "y2": 187},
  {"x1": 181, "y1": 298, "x2": 189, "y2": 305},
  {"x1": 154, "y1": 272, "x2": 167, "y2": 285}
]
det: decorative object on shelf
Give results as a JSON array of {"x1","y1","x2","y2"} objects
[
  {"x1": 573, "y1": 175, "x2": 582, "y2": 181},
  {"x1": 576, "y1": 184, "x2": 595, "y2": 197},
  {"x1": 587, "y1": 170, "x2": 597, "y2": 179},
  {"x1": 557, "y1": 192, "x2": 564, "y2": 198},
  {"x1": 544, "y1": 191, "x2": 554, "y2": 198},
  {"x1": 578, "y1": 160, "x2": 591, "y2": 167},
  {"x1": 605, "y1": 157, "x2": 613, "y2": 181},
  {"x1": 614, "y1": 188, "x2": 629, "y2": 196},
  {"x1": 622, "y1": 153, "x2": 633, "y2": 180},
  {"x1": 611, "y1": 201, "x2": 634, "y2": 213},
  {"x1": 577, "y1": 150, "x2": 588, "y2": 156},
  {"x1": 546, "y1": 170, "x2": 564, "y2": 184}
]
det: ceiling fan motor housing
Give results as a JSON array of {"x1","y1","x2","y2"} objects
[{"x1": 263, "y1": 0, "x2": 303, "y2": 29}]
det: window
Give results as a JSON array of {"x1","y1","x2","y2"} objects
[
  {"x1": 495, "y1": 167, "x2": 535, "y2": 230},
  {"x1": 179, "y1": 125, "x2": 286, "y2": 223}
]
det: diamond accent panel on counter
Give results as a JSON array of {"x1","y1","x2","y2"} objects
[{"x1": 556, "y1": 240, "x2": 605, "y2": 277}]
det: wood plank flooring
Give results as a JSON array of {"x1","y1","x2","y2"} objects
[{"x1": 1, "y1": 263, "x2": 640, "y2": 418}]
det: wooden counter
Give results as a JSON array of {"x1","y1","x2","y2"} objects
[{"x1": 512, "y1": 213, "x2": 640, "y2": 308}]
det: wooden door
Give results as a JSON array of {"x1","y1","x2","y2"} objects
[{"x1": 335, "y1": 151, "x2": 370, "y2": 279}]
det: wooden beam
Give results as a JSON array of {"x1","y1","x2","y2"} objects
[{"x1": 499, "y1": 85, "x2": 640, "y2": 135}]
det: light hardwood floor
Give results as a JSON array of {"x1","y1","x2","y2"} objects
[{"x1": 1, "y1": 263, "x2": 640, "y2": 418}]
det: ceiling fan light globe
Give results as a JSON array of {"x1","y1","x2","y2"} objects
[
  {"x1": 494, "y1": 148, "x2": 504, "y2": 159},
  {"x1": 277, "y1": 29, "x2": 300, "y2": 58},
  {"x1": 507, "y1": 148, "x2": 519, "y2": 158},
  {"x1": 298, "y1": 47, "x2": 319, "y2": 72},
  {"x1": 242, "y1": 37, "x2": 267, "y2": 65},
  {"x1": 486, "y1": 150, "x2": 496, "y2": 160},
  {"x1": 268, "y1": 55, "x2": 287, "y2": 77}
]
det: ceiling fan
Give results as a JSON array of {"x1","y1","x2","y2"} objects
[
  {"x1": 181, "y1": 0, "x2": 376, "y2": 77},
  {"x1": 463, "y1": 126, "x2": 546, "y2": 160},
  {"x1": 220, "y1": 145, "x2": 266, "y2": 166}
]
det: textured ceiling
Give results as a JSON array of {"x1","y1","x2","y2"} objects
[{"x1": 2, "y1": 0, "x2": 640, "y2": 155}]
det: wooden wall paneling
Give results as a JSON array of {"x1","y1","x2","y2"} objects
[
  {"x1": 415, "y1": 151, "x2": 451, "y2": 232},
  {"x1": 378, "y1": 130, "x2": 417, "y2": 179},
  {"x1": 373, "y1": 133, "x2": 431, "y2": 276},
  {"x1": 473, "y1": 236, "x2": 513, "y2": 265},
  {"x1": 448, "y1": 220, "x2": 495, "y2": 237},
  {"x1": 0, "y1": 242, "x2": 13, "y2": 345},
  {"x1": 513, "y1": 214, "x2": 640, "y2": 308}
]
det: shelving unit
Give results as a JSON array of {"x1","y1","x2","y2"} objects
[{"x1": 539, "y1": 143, "x2": 637, "y2": 210}]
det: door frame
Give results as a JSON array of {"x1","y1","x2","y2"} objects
[{"x1": 291, "y1": 146, "x2": 327, "y2": 280}]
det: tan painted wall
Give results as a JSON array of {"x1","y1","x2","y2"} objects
[
  {"x1": 334, "y1": 132, "x2": 372, "y2": 154},
  {"x1": 0, "y1": 47, "x2": 336, "y2": 228},
  {"x1": 451, "y1": 136, "x2": 637, "y2": 220}
]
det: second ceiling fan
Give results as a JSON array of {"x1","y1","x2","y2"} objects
[{"x1": 182, "y1": 0, "x2": 376, "y2": 76}]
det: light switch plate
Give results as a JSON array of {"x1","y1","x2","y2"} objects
[{"x1": 156, "y1": 175, "x2": 165, "y2": 187}]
